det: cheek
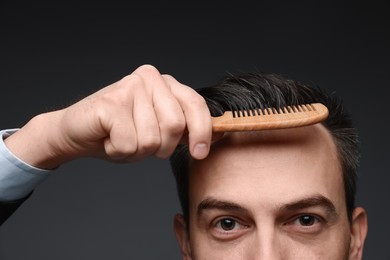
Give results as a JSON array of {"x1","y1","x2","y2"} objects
[
  {"x1": 188, "y1": 223, "x2": 250, "y2": 260},
  {"x1": 298, "y1": 241, "x2": 350, "y2": 260},
  {"x1": 282, "y1": 226, "x2": 352, "y2": 259}
]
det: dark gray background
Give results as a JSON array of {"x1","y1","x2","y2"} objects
[{"x1": 0, "y1": 2, "x2": 388, "y2": 259}]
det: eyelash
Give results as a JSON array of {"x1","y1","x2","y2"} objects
[
  {"x1": 286, "y1": 214, "x2": 325, "y2": 233},
  {"x1": 215, "y1": 218, "x2": 241, "y2": 230},
  {"x1": 211, "y1": 217, "x2": 249, "y2": 238},
  {"x1": 209, "y1": 213, "x2": 326, "y2": 240}
]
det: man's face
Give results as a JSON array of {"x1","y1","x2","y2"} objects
[{"x1": 174, "y1": 124, "x2": 367, "y2": 260}]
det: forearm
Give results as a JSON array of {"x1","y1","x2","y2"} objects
[{"x1": 4, "y1": 110, "x2": 73, "y2": 170}]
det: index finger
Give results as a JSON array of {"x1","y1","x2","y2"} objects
[{"x1": 162, "y1": 75, "x2": 212, "y2": 160}]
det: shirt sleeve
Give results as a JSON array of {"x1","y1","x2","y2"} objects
[{"x1": 0, "y1": 129, "x2": 52, "y2": 201}]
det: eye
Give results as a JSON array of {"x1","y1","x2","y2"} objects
[
  {"x1": 287, "y1": 214, "x2": 325, "y2": 234},
  {"x1": 216, "y1": 218, "x2": 238, "y2": 231},
  {"x1": 210, "y1": 216, "x2": 250, "y2": 242},
  {"x1": 211, "y1": 217, "x2": 249, "y2": 240},
  {"x1": 297, "y1": 215, "x2": 316, "y2": 226}
]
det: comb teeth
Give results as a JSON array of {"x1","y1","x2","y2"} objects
[
  {"x1": 232, "y1": 104, "x2": 316, "y2": 118},
  {"x1": 212, "y1": 103, "x2": 328, "y2": 132}
]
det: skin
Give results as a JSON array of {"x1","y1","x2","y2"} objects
[
  {"x1": 4, "y1": 64, "x2": 213, "y2": 168},
  {"x1": 174, "y1": 125, "x2": 368, "y2": 259},
  {"x1": 3, "y1": 64, "x2": 367, "y2": 258}
]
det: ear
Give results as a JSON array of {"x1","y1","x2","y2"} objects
[
  {"x1": 349, "y1": 207, "x2": 368, "y2": 260},
  {"x1": 173, "y1": 213, "x2": 193, "y2": 260}
]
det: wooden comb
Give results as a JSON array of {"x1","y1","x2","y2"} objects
[{"x1": 212, "y1": 103, "x2": 328, "y2": 132}]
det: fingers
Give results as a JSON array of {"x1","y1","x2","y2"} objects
[
  {"x1": 162, "y1": 74, "x2": 213, "y2": 160},
  {"x1": 97, "y1": 80, "x2": 138, "y2": 160},
  {"x1": 130, "y1": 75, "x2": 161, "y2": 159},
  {"x1": 103, "y1": 110, "x2": 138, "y2": 160},
  {"x1": 132, "y1": 65, "x2": 186, "y2": 159},
  {"x1": 106, "y1": 72, "x2": 165, "y2": 162},
  {"x1": 98, "y1": 64, "x2": 213, "y2": 162}
]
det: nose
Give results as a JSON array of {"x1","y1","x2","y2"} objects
[{"x1": 251, "y1": 228, "x2": 282, "y2": 260}]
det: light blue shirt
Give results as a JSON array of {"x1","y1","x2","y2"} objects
[{"x1": 0, "y1": 129, "x2": 52, "y2": 201}]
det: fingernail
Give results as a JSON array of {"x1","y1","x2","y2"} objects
[{"x1": 193, "y1": 143, "x2": 208, "y2": 159}]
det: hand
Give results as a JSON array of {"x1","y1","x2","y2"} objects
[{"x1": 5, "y1": 65, "x2": 213, "y2": 168}]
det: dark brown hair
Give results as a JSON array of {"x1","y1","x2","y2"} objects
[{"x1": 170, "y1": 71, "x2": 360, "y2": 222}]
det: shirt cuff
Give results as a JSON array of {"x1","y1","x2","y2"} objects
[{"x1": 0, "y1": 129, "x2": 52, "y2": 201}]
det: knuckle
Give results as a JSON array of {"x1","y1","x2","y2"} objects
[
  {"x1": 108, "y1": 74, "x2": 145, "y2": 103},
  {"x1": 134, "y1": 64, "x2": 161, "y2": 77},
  {"x1": 117, "y1": 142, "x2": 137, "y2": 157},
  {"x1": 162, "y1": 74, "x2": 175, "y2": 82},
  {"x1": 187, "y1": 93, "x2": 207, "y2": 107},
  {"x1": 108, "y1": 143, "x2": 137, "y2": 159},
  {"x1": 160, "y1": 116, "x2": 186, "y2": 136},
  {"x1": 119, "y1": 74, "x2": 144, "y2": 91},
  {"x1": 154, "y1": 147, "x2": 176, "y2": 160},
  {"x1": 137, "y1": 135, "x2": 161, "y2": 155}
]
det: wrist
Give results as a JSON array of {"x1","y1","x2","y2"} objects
[{"x1": 4, "y1": 110, "x2": 69, "y2": 169}]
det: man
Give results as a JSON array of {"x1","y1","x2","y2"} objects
[
  {"x1": 170, "y1": 72, "x2": 368, "y2": 259},
  {"x1": 0, "y1": 64, "x2": 367, "y2": 259}
]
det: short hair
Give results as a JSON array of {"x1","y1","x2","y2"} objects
[{"x1": 169, "y1": 71, "x2": 360, "y2": 222}]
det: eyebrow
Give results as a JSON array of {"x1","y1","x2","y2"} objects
[
  {"x1": 197, "y1": 194, "x2": 338, "y2": 218},
  {"x1": 279, "y1": 194, "x2": 338, "y2": 217},
  {"x1": 197, "y1": 198, "x2": 249, "y2": 216}
]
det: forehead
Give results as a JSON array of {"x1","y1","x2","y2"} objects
[{"x1": 189, "y1": 124, "x2": 344, "y2": 210}]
